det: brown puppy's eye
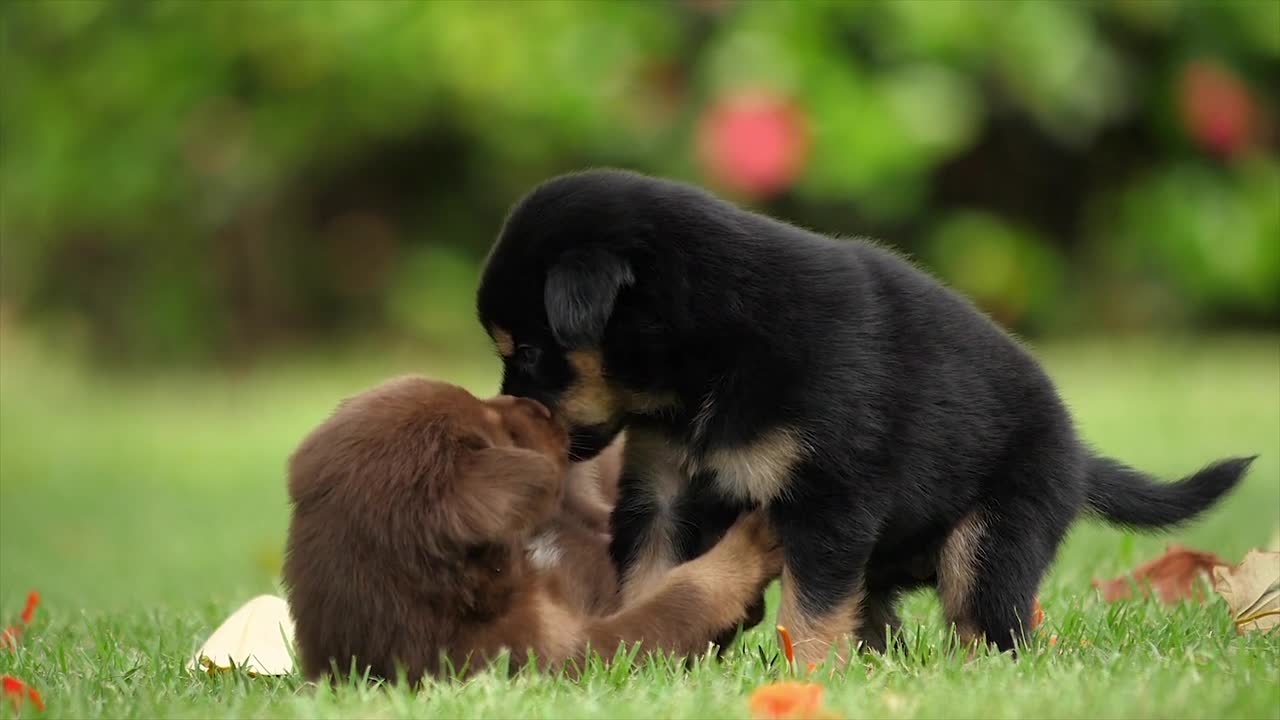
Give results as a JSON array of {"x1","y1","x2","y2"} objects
[{"x1": 514, "y1": 344, "x2": 541, "y2": 369}]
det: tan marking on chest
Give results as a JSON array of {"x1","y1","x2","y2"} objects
[{"x1": 701, "y1": 428, "x2": 808, "y2": 504}]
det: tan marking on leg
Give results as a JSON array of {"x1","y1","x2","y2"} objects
[
  {"x1": 618, "y1": 428, "x2": 689, "y2": 604},
  {"x1": 492, "y1": 327, "x2": 514, "y2": 357},
  {"x1": 938, "y1": 512, "x2": 986, "y2": 645},
  {"x1": 702, "y1": 427, "x2": 809, "y2": 504},
  {"x1": 776, "y1": 566, "x2": 863, "y2": 667}
]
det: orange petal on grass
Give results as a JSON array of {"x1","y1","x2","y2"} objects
[
  {"x1": 776, "y1": 625, "x2": 795, "y2": 667},
  {"x1": 2, "y1": 675, "x2": 45, "y2": 712},
  {"x1": 2, "y1": 590, "x2": 40, "y2": 652},
  {"x1": 750, "y1": 682, "x2": 830, "y2": 720},
  {"x1": 1031, "y1": 597, "x2": 1045, "y2": 630},
  {"x1": 20, "y1": 592, "x2": 39, "y2": 626}
]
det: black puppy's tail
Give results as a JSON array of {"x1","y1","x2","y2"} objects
[{"x1": 1084, "y1": 455, "x2": 1255, "y2": 529}]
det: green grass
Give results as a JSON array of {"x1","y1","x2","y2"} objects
[{"x1": 1, "y1": 332, "x2": 1278, "y2": 719}]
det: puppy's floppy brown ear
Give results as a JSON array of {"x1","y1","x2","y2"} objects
[
  {"x1": 447, "y1": 446, "x2": 564, "y2": 544},
  {"x1": 544, "y1": 247, "x2": 633, "y2": 349}
]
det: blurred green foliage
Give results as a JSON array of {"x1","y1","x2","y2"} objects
[{"x1": 1, "y1": 0, "x2": 1277, "y2": 365}]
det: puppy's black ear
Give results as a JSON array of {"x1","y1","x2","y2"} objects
[{"x1": 544, "y1": 247, "x2": 633, "y2": 349}]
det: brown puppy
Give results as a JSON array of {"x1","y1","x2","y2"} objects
[
  {"x1": 530, "y1": 437, "x2": 625, "y2": 615},
  {"x1": 282, "y1": 377, "x2": 778, "y2": 683}
]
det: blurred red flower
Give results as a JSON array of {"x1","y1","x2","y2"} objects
[
  {"x1": 2, "y1": 675, "x2": 45, "y2": 713},
  {"x1": 1178, "y1": 60, "x2": 1256, "y2": 158}
]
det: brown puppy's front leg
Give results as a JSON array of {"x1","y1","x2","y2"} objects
[{"x1": 580, "y1": 510, "x2": 782, "y2": 662}]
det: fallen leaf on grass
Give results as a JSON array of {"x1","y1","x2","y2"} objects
[
  {"x1": 1092, "y1": 544, "x2": 1228, "y2": 604},
  {"x1": 1212, "y1": 550, "x2": 1280, "y2": 634},
  {"x1": 749, "y1": 681, "x2": 840, "y2": 720},
  {"x1": 1031, "y1": 597, "x2": 1045, "y2": 629},
  {"x1": 187, "y1": 594, "x2": 296, "y2": 676},
  {"x1": 2, "y1": 675, "x2": 45, "y2": 713}
]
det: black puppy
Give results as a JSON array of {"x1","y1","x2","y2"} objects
[{"x1": 475, "y1": 168, "x2": 1253, "y2": 663}]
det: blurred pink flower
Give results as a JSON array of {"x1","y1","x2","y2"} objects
[{"x1": 696, "y1": 88, "x2": 809, "y2": 199}]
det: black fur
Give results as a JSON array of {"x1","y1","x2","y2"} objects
[
  {"x1": 475, "y1": 168, "x2": 1254, "y2": 654},
  {"x1": 1085, "y1": 455, "x2": 1256, "y2": 529},
  {"x1": 545, "y1": 246, "x2": 635, "y2": 349}
]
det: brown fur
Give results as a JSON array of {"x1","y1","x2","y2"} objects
[{"x1": 282, "y1": 377, "x2": 778, "y2": 684}]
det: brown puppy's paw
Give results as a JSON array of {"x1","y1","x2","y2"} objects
[
  {"x1": 720, "y1": 510, "x2": 783, "y2": 581},
  {"x1": 563, "y1": 493, "x2": 613, "y2": 536},
  {"x1": 742, "y1": 594, "x2": 768, "y2": 629},
  {"x1": 710, "y1": 594, "x2": 768, "y2": 655}
]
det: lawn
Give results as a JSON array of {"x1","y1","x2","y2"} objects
[{"x1": 1, "y1": 331, "x2": 1277, "y2": 719}]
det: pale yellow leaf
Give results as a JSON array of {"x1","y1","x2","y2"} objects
[
  {"x1": 1212, "y1": 550, "x2": 1280, "y2": 635},
  {"x1": 187, "y1": 594, "x2": 296, "y2": 676}
]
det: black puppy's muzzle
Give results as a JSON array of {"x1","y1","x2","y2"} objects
[{"x1": 499, "y1": 375, "x2": 622, "y2": 461}]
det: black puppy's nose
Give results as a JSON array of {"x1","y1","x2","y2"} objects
[{"x1": 499, "y1": 376, "x2": 557, "y2": 415}]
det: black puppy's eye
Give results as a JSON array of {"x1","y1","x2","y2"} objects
[{"x1": 514, "y1": 344, "x2": 541, "y2": 369}]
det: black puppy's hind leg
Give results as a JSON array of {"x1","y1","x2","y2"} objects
[
  {"x1": 771, "y1": 473, "x2": 880, "y2": 667},
  {"x1": 857, "y1": 590, "x2": 903, "y2": 654},
  {"x1": 938, "y1": 493, "x2": 1070, "y2": 654}
]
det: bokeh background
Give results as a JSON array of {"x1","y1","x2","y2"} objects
[
  {"x1": 3, "y1": 0, "x2": 1278, "y2": 363},
  {"x1": 1, "y1": 1, "x2": 1277, "y2": 616}
]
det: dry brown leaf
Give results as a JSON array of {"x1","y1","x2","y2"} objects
[
  {"x1": 1212, "y1": 549, "x2": 1280, "y2": 634},
  {"x1": 1092, "y1": 543, "x2": 1229, "y2": 604}
]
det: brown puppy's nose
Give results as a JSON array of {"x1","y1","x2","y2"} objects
[
  {"x1": 512, "y1": 397, "x2": 552, "y2": 420},
  {"x1": 488, "y1": 394, "x2": 553, "y2": 419}
]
